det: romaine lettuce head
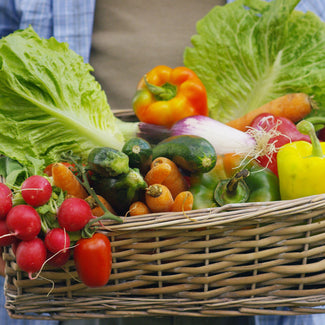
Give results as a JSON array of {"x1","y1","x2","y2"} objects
[
  {"x1": 184, "y1": 0, "x2": 325, "y2": 123},
  {"x1": 0, "y1": 26, "x2": 126, "y2": 168}
]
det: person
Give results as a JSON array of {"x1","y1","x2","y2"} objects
[{"x1": 0, "y1": 1, "x2": 324, "y2": 325}]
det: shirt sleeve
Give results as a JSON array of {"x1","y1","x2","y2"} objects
[
  {"x1": 0, "y1": 0, "x2": 20, "y2": 37},
  {"x1": 52, "y1": 0, "x2": 95, "y2": 63},
  {"x1": 0, "y1": 0, "x2": 95, "y2": 63}
]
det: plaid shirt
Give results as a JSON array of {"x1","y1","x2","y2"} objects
[{"x1": 0, "y1": 0, "x2": 95, "y2": 62}]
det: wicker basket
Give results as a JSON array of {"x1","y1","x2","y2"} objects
[{"x1": 4, "y1": 110, "x2": 325, "y2": 320}]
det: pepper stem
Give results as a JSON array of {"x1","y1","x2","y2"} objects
[
  {"x1": 227, "y1": 169, "x2": 250, "y2": 194},
  {"x1": 297, "y1": 120, "x2": 324, "y2": 158},
  {"x1": 144, "y1": 76, "x2": 177, "y2": 101}
]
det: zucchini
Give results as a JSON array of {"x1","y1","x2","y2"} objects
[
  {"x1": 88, "y1": 147, "x2": 129, "y2": 177},
  {"x1": 152, "y1": 135, "x2": 217, "y2": 173},
  {"x1": 122, "y1": 137, "x2": 152, "y2": 174}
]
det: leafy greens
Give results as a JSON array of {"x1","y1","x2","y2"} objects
[
  {"x1": 184, "y1": 0, "x2": 325, "y2": 123},
  {"x1": 0, "y1": 26, "x2": 126, "y2": 168}
]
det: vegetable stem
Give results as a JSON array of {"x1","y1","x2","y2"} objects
[
  {"x1": 144, "y1": 76, "x2": 177, "y2": 101},
  {"x1": 297, "y1": 120, "x2": 324, "y2": 158},
  {"x1": 227, "y1": 169, "x2": 250, "y2": 194}
]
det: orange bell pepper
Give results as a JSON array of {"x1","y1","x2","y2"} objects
[{"x1": 132, "y1": 65, "x2": 208, "y2": 128}]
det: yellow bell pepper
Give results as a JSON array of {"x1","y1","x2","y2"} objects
[{"x1": 277, "y1": 120, "x2": 325, "y2": 200}]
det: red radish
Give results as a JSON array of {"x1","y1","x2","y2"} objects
[
  {"x1": 0, "y1": 220, "x2": 16, "y2": 246},
  {"x1": 11, "y1": 239, "x2": 20, "y2": 256},
  {"x1": 16, "y1": 238, "x2": 47, "y2": 278},
  {"x1": 0, "y1": 183, "x2": 13, "y2": 219},
  {"x1": 21, "y1": 175, "x2": 52, "y2": 207},
  {"x1": 46, "y1": 250, "x2": 70, "y2": 267},
  {"x1": 45, "y1": 228, "x2": 70, "y2": 253},
  {"x1": 6, "y1": 205, "x2": 41, "y2": 241},
  {"x1": 57, "y1": 198, "x2": 93, "y2": 232}
]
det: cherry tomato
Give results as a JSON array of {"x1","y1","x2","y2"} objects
[{"x1": 73, "y1": 233, "x2": 112, "y2": 287}]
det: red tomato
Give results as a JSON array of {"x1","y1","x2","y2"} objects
[{"x1": 73, "y1": 233, "x2": 112, "y2": 287}]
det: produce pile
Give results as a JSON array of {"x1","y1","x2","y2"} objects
[{"x1": 1, "y1": 0, "x2": 325, "y2": 289}]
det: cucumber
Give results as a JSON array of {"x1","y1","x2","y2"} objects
[
  {"x1": 87, "y1": 147, "x2": 129, "y2": 177},
  {"x1": 122, "y1": 137, "x2": 152, "y2": 174},
  {"x1": 152, "y1": 135, "x2": 217, "y2": 173}
]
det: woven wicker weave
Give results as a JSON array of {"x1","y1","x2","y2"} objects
[
  {"x1": 3, "y1": 110, "x2": 325, "y2": 319},
  {"x1": 4, "y1": 194, "x2": 325, "y2": 319}
]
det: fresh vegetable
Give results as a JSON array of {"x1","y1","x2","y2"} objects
[
  {"x1": 227, "y1": 93, "x2": 313, "y2": 132},
  {"x1": 0, "y1": 220, "x2": 16, "y2": 247},
  {"x1": 148, "y1": 157, "x2": 188, "y2": 199},
  {"x1": 145, "y1": 162, "x2": 172, "y2": 186},
  {"x1": 145, "y1": 184, "x2": 174, "y2": 213},
  {"x1": 221, "y1": 154, "x2": 280, "y2": 202},
  {"x1": 74, "y1": 232, "x2": 112, "y2": 287},
  {"x1": 44, "y1": 162, "x2": 76, "y2": 177},
  {"x1": 129, "y1": 201, "x2": 151, "y2": 216},
  {"x1": 245, "y1": 164, "x2": 280, "y2": 202},
  {"x1": 44, "y1": 228, "x2": 70, "y2": 254},
  {"x1": 132, "y1": 65, "x2": 208, "y2": 128},
  {"x1": 21, "y1": 175, "x2": 53, "y2": 207},
  {"x1": 277, "y1": 120, "x2": 325, "y2": 200},
  {"x1": 86, "y1": 195, "x2": 116, "y2": 217},
  {"x1": 144, "y1": 115, "x2": 258, "y2": 156},
  {"x1": 122, "y1": 137, "x2": 152, "y2": 175},
  {"x1": 87, "y1": 147, "x2": 129, "y2": 177},
  {"x1": 57, "y1": 198, "x2": 93, "y2": 232},
  {"x1": 214, "y1": 170, "x2": 250, "y2": 206},
  {"x1": 183, "y1": 0, "x2": 325, "y2": 123},
  {"x1": 16, "y1": 238, "x2": 47, "y2": 278},
  {"x1": 91, "y1": 168, "x2": 147, "y2": 215},
  {"x1": 152, "y1": 135, "x2": 217, "y2": 173},
  {"x1": 189, "y1": 158, "x2": 227, "y2": 209},
  {"x1": 47, "y1": 250, "x2": 70, "y2": 268},
  {"x1": 6, "y1": 205, "x2": 41, "y2": 241},
  {"x1": 0, "y1": 183, "x2": 13, "y2": 219},
  {"x1": 170, "y1": 191, "x2": 194, "y2": 212},
  {"x1": 0, "y1": 27, "x2": 127, "y2": 169},
  {"x1": 249, "y1": 113, "x2": 310, "y2": 175},
  {"x1": 52, "y1": 163, "x2": 88, "y2": 199}
]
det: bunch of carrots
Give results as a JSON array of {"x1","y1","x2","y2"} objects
[{"x1": 46, "y1": 157, "x2": 194, "y2": 218}]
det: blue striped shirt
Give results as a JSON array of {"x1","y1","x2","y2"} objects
[{"x1": 0, "y1": 0, "x2": 95, "y2": 62}]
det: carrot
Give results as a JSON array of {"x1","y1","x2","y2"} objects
[
  {"x1": 145, "y1": 162, "x2": 172, "y2": 185},
  {"x1": 226, "y1": 93, "x2": 313, "y2": 132},
  {"x1": 150, "y1": 157, "x2": 188, "y2": 199},
  {"x1": 221, "y1": 153, "x2": 243, "y2": 178},
  {"x1": 85, "y1": 195, "x2": 116, "y2": 216},
  {"x1": 145, "y1": 184, "x2": 174, "y2": 213},
  {"x1": 44, "y1": 162, "x2": 75, "y2": 177},
  {"x1": 170, "y1": 191, "x2": 194, "y2": 212},
  {"x1": 52, "y1": 163, "x2": 88, "y2": 199},
  {"x1": 129, "y1": 201, "x2": 151, "y2": 216}
]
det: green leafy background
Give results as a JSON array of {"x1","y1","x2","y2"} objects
[{"x1": 184, "y1": 0, "x2": 325, "y2": 123}]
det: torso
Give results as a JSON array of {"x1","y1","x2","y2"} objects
[{"x1": 90, "y1": 0, "x2": 225, "y2": 110}]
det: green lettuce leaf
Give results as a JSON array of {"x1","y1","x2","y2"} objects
[
  {"x1": 184, "y1": 0, "x2": 325, "y2": 123},
  {"x1": 0, "y1": 26, "x2": 125, "y2": 168}
]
